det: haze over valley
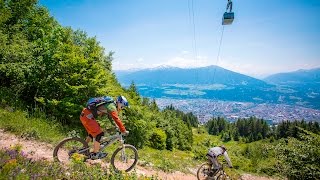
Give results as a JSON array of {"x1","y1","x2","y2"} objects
[{"x1": 115, "y1": 66, "x2": 320, "y2": 123}]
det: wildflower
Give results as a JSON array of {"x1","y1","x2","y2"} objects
[
  {"x1": 5, "y1": 148, "x2": 19, "y2": 159},
  {"x1": 71, "y1": 153, "x2": 86, "y2": 164},
  {"x1": 20, "y1": 151, "x2": 28, "y2": 158}
]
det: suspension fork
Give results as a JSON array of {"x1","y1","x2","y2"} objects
[{"x1": 119, "y1": 135, "x2": 126, "y2": 161}]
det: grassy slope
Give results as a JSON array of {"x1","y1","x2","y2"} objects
[
  {"x1": 0, "y1": 108, "x2": 279, "y2": 178},
  {"x1": 0, "y1": 108, "x2": 65, "y2": 144},
  {"x1": 195, "y1": 129, "x2": 286, "y2": 179}
]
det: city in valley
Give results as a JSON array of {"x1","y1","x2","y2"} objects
[{"x1": 155, "y1": 98, "x2": 320, "y2": 124}]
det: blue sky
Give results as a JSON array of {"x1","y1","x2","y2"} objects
[{"x1": 39, "y1": 0, "x2": 320, "y2": 78}]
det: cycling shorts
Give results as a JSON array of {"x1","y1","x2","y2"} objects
[
  {"x1": 80, "y1": 108, "x2": 103, "y2": 137},
  {"x1": 89, "y1": 132, "x2": 105, "y2": 143}
]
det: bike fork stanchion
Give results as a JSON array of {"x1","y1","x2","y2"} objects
[
  {"x1": 121, "y1": 150, "x2": 126, "y2": 162},
  {"x1": 120, "y1": 136, "x2": 126, "y2": 162}
]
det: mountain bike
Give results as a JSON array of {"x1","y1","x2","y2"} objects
[
  {"x1": 53, "y1": 128, "x2": 138, "y2": 172},
  {"x1": 197, "y1": 162, "x2": 230, "y2": 180}
]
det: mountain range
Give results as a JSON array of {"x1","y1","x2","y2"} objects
[
  {"x1": 114, "y1": 66, "x2": 320, "y2": 109},
  {"x1": 264, "y1": 68, "x2": 320, "y2": 85},
  {"x1": 116, "y1": 65, "x2": 269, "y2": 87}
]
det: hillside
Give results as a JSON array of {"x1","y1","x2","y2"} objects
[
  {"x1": 0, "y1": 129, "x2": 197, "y2": 179},
  {"x1": 264, "y1": 68, "x2": 320, "y2": 109},
  {"x1": 0, "y1": 106, "x2": 286, "y2": 180},
  {"x1": 0, "y1": 128, "x2": 278, "y2": 180},
  {"x1": 1, "y1": 107, "x2": 319, "y2": 180},
  {"x1": 264, "y1": 68, "x2": 320, "y2": 85}
]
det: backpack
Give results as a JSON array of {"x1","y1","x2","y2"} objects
[
  {"x1": 86, "y1": 96, "x2": 114, "y2": 118},
  {"x1": 220, "y1": 145, "x2": 227, "y2": 154}
]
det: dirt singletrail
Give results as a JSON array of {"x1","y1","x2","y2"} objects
[
  {"x1": 0, "y1": 129, "x2": 196, "y2": 179},
  {"x1": 0, "y1": 129, "x2": 275, "y2": 180}
]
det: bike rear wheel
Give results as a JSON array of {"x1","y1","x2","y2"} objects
[
  {"x1": 217, "y1": 171, "x2": 230, "y2": 180},
  {"x1": 110, "y1": 144, "x2": 138, "y2": 172},
  {"x1": 53, "y1": 137, "x2": 89, "y2": 163},
  {"x1": 197, "y1": 162, "x2": 214, "y2": 180}
]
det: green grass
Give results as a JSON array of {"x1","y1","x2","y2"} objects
[
  {"x1": 191, "y1": 127, "x2": 283, "y2": 178},
  {"x1": 138, "y1": 147, "x2": 200, "y2": 173},
  {"x1": 0, "y1": 108, "x2": 65, "y2": 144}
]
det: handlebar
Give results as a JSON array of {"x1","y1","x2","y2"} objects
[{"x1": 104, "y1": 127, "x2": 129, "y2": 136}]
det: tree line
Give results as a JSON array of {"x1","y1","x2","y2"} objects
[
  {"x1": 206, "y1": 116, "x2": 320, "y2": 142},
  {"x1": 164, "y1": 104, "x2": 199, "y2": 127}
]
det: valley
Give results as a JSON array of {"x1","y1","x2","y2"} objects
[
  {"x1": 155, "y1": 98, "x2": 320, "y2": 123},
  {"x1": 115, "y1": 66, "x2": 320, "y2": 123}
]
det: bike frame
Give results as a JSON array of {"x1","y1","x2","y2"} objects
[
  {"x1": 197, "y1": 162, "x2": 229, "y2": 180},
  {"x1": 100, "y1": 132, "x2": 125, "y2": 152},
  {"x1": 76, "y1": 131, "x2": 125, "y2": 155},
  {"x1": 213, "y1": 163, "x2": 227, "y2": 177}
]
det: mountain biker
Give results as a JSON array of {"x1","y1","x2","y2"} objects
[
  {"x1": 206, "y1": 145, "x2": 233, "y2": 175},
  {"x1": 80, "y1": 95, "x2": 129, "y2": 160}
]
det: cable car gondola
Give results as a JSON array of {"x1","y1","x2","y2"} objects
[{"x1": 222, "y1": 0, "x2": 234, "y2": 25}]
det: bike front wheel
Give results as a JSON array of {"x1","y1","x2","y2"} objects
[
  {"x1": 197, "y1": 162, "x2": 213, "y2": 180},
  {"x1": 53, "y1": 137, "x2": 89, "y2": 164},
  {"x1": 110, "y1": 144, "x2": 138, "y2": 172}
]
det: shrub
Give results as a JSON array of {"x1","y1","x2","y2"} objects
[
  {"x1": 149, "y1": 128, "x2": 167, "y2": 150},
  {"x1": 274, "y1": 129, "x2": 320, "y2": 179}
]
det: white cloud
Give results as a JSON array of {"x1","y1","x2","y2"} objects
[
  {"x1": 113, "y1": 57, "x2": 149, "y2": 70},
  {"x1": 113, "y1": 60, "x2": 150, "y2": 70},
  {"x1": 162, "y1": 56, "x2": 211, "y2": 68},
  {"x1": 181, "y1": 51, "x2": 189, "y2": 55},
  {"x1": 137, "y1": 57, "x2": 144, "y2": 62}
]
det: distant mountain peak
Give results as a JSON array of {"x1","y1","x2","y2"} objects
[
  {"x1": 149, "y1": 65, "x2": 180, "y2": 70},
  {"x1": 264, "y1": 67, "x2": 320, "y2": 84}
]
